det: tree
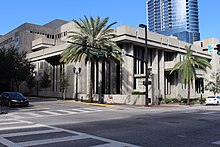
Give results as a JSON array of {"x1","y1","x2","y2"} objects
[
  {"x1": 60, "y1": 16, "x2": 122, "y2": 102},
  {"x1": 40, "y1": 71, "x2": 52, "y2": 88},
  {"x1": 170, "y1": 45, "x2": 212, "y2": 105},
  {"x1": 59, "y1": 72, "x2": 69, "y2": 100},
  {"x1": 0, "y1": 47, "x2": 12, "y2": 82},
  {"x1": 205, "y1": 72, "x2": 220, "y2": 96},
  {"x1": 1, "y1": 46, "x2": 35, "y2": 91}
]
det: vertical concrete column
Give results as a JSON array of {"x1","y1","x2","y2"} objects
[
  {"x1": 56, "y1": 65, "x2": 60, "y2": 92},
  {"x1": 159, "y1": 50, "x2": 165, "y2": 98},
  {"x1": 54, "y1": 65, "x2": 57, "y2": 92},
  {"x1": 98, "y1": 60, "x2": 102, "y2": 97},
  {"x1": 86, "y1": 61, "x2": 91, "y2": 95},
  {"x1": 151, "y1": 49, "x2": 159, "y2": 104},
  {"x1": 70, "y1": 64, "x2": 74, "y2": 96},
  {"x1": 121, "y1": 43, "x2": 134, "y2": 94},
  {"x1": 176, "y1": 53, "x2": 181, "y2": 98},
  {"x1": 94, "y1": 62, "x2": 97, "y2": 94}
]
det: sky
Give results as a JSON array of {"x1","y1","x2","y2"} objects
[{"x1": 0, "y1": 0, "x2": 219, "y2": 41}]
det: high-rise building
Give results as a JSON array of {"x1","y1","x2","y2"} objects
[{"x1": 147, "y1": 0, "x2": 200, "y2": 43}]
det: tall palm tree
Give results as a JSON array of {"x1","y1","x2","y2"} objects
[
  {"x1": 60, "y1": 16, "x2": 121, "y2": 102},
  {"x1": 170, "y1": 45, "x2": 212, "y2": 105}
]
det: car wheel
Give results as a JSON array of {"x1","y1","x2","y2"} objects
[
  {"x1": 26, "y1": 102, "x2": 29, "y2": 107},
  {"x1": 217, "y1": 102, "x2": 219, "y2": 106},
  {"x1": 8, "y1": 101, "x2": 12, "y2": 107}
]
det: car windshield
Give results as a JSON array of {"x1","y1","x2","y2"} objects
[{"x1": 9, "y1": 92, "x2": 23, "y2": 98}]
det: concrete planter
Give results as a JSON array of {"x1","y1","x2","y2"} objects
[{"x1": 104, "y1": 94, "x2": 148, "y2": 105}]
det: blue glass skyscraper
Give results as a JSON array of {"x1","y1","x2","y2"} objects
[{"x1": 147, "y1": 0, "x2": 200, "y2": 43}]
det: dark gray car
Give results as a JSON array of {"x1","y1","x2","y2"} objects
[{"x1": 0, "y1": 92, "x2": 29, "y2": 107}]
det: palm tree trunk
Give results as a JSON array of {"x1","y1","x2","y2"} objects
[
  {"x1": 89, "y1": 61, "x2": 94, "y2": 102},
  {"x1": 187, "y1": 81, "x2": 190, "y2": 105}
]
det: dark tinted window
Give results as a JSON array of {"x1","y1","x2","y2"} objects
[{"x1": 9, "y1": 92, "x2": 23, "y2": 98}]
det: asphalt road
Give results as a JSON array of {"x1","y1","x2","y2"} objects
[{"x1": 0, "y1": 99, "x2": 220, "y2": 147}]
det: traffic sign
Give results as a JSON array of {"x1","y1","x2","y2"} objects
[{"x1": 208, "y1": 44, "x2": 214, "y2": 54}]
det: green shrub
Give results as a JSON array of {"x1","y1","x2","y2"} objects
[
  {"x1": 179, "y1": 98, "x2": 206, "y2": 104},
  {"x1": 160, "y1": 98, "x2": 179, "y2": 104},
  {"x1": 171, "y1": 98, "x2": 179, "y2": 103},
  {"x1": 198, "y1": 98, "x2": 206, "y2": 103}
]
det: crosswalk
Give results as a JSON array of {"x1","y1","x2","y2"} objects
[
  {"x1": 0, "y1": 119, "x2": 140, "y2": 147},
  {"x1": 6, "y1": 107, "x2": 110, "y2": 119}
]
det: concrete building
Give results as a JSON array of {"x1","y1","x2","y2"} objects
[{"x1": 0, "y1": 19, "x2": 218, "y2": 105}]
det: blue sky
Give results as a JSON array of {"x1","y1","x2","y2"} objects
[{"x1": 0, "y1": 0, "x2": 219, "y2": 41}]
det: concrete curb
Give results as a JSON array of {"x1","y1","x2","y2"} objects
[{"x1": 58, "y1": 100, "x2": 115, "y2": 107}]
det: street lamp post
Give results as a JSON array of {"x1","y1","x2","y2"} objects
[
  {"x1": 35, "y1": 74, "x2": 41, "y2": 97},
  {"x1": 139, "y1": 24, "x2": 149, "y2": 106},
  {"x1": 73, "y1": 67, "x2": 81, "y2": 101}
]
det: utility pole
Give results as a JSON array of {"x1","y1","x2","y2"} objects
[{"x1": 139, "y1": 24, "x2": 149, "y2": 106}]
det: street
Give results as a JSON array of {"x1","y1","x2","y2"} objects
[{"x1": 1, "y1": 98, "x2": 220, "y2": 147}]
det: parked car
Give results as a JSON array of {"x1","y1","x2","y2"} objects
[
  {"x1": 205, "y1": 96, "x2": 220, "y2": 105},
  {"x1": 0, "y1": 92, "x2": 29, "y2": 107}
]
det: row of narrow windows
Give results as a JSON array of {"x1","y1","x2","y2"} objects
[
  {"x1": 29, "y1": 31, "x2": 68, "y2": 39},
  {"x1": 0, "y1": 30, "x2": 68, "y2": 47}
]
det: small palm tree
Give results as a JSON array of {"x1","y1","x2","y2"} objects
[
  {"x1": 170, "y1": 45, "x2": 212, "y2": 104},
  {"x1": 60, "y1": 16, "x2": 121, "y2": 102}
]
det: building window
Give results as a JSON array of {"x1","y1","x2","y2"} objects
[{"x1": 134, "y1": 45, "x2": 145, "y2": 75}]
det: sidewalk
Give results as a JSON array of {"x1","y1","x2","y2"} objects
[
  {"x1": 27, "y1": 97, "x2": 216, "y2": 111},
  {"x1": 69, "y1": 101, "x2": 192, "y2": 109},
  {"x1": 27, "y1": 97, "x2": 58, "y2": 101}
]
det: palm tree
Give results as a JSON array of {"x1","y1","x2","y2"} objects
[
  {"x1": 60, "y1": 16, "x2": 121, "y2": 102},
  {"x1": 170, "y1": 45, "x2": 212, "y2": 105}
]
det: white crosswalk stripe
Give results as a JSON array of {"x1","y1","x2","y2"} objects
[
  {"x1": 0, "y1": 119, "x2": 140, "y2": 147},
  {"x1": 40, "y1": 110, "x2": 62, "y2": 115},
  {"x1": 6, "y1": 107, "x2": 111, "y2": 119}
]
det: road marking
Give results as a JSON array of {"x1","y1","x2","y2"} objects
[
  {"x1": 6, "y1": 107, "x2": 112, "y2": 119},
  {"x1": 0, "y1": 121, "x2": 25, "y2": 125},
  {"x1": 23, "y1": 112, "x2": 44, "y2": 117},
  {"x1": 9, "y1": 106, "x2": 50, "y2": 112},
  {"x1": 0, "y1": 119, "x2": 140, "y2": 147},
  {"x1": 80, "y1": 107, "x2": 103, "y2": 111},
  {"x1": 0, "y1": 124, "x2": 43, "y2": 131},
  {"x1": 212, "y1": 140, "x2": 220, "y2": 145},
  {"x1": 56, "y1": 109, "x2": 77, "y2": 114},
  {"x1": 41, "y1": 110, "x2": 62, "y2": 115},
  {"x1": 0, "y1": 119, "x2": 34, "y2": 126},
  {"x1": 44, "y1": 125, "x2": 141, "y2": 147},
  {"x1": 1, "y1": 129, "x2": 61, "y2": 137},
  {"x1": 0, "y1": 136, "x2": 21, "y2": 147},
  {"x1": 18, "y1": 135, "x2": 88, "y2": 146}
]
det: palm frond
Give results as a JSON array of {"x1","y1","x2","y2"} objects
[{"x1": 60, "y1": 16, "x2": 121, "y2": 64}]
